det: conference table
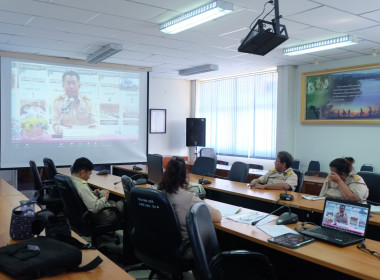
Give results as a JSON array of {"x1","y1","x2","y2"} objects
[
  {"x1": 56, "y1": 169, "x2": 380, "y2": 280},
  {"x1": 0, "y1": 177, "x2": 135, "y2": 280},
  {"x1": 112, "y1": 164, "x2": 326, "y2": 195}
]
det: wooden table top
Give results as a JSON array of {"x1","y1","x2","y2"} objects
[
  {"x1": 206, "y1": 199, "x2": 380, "y2": 280},
  {"x1": 0, "y1": 177, "x2": 134, "y2": 280}
]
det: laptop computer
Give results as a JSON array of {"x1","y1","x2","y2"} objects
[{"x1": 301, "y1": 197, "x2": 370, "y2": 247}]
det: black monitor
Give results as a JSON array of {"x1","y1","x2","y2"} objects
[{"x1": 147, "y1": 154, "x2": 163, "y2": 186}]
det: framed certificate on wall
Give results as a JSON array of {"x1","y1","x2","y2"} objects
[{"x1": 150, "y1": 109, "x2": 166, "y2": 133}]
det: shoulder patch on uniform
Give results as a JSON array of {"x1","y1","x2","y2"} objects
[
  {"x1": 81, "y1": 180, "x2": 87, "y2": 183},
  {"x1": 287, "y1": 170, "x2": 293, "y2": 175},
  {"x1": 353, "y1": 174, "x2": 360, "y2": 181},
  {"x1": 270, "y1": 168, "x2": 276, "y2": 172}
]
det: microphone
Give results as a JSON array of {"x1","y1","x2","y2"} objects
[
  {"x1": 61, "y1": 97, "x2": 75, "y2": 113},
  {"x1": 251, "y1": 205, "x2": 286, "y2": 226},
  {"x1": 199, "y1": 176, "x2": 212, "y2": 185},
  {"x1": 251, "y1": 204, "x2": 298, "y2": 226},
  {"x1": 279, "y1": 188, "x2": 294, "y2": 201}
]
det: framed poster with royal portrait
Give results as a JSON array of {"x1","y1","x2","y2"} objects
[{"x1": 301, "y1": 62, "x2": 380, "y2": 124}]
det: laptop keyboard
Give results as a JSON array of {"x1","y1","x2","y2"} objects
[{"x1": 310, "y1": 227, "x2": 358, "y2": 241}]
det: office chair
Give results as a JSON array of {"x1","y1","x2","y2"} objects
[
  {"x1": 199, "y1": 147, "x2": 217, "y2": 160},
  {"x1": 291, "y1": 160, "x2": 300, "y2": 170},
  {"x1": 43, "y1": 157, "x2": 58, "y2": 182},
  {"x1": 360, "y1": 164, "x2": 374, "y2": 172},
  {"x1": 54, "y1": 174, "x2": 121, "y2": 247},
  {"x1": 249, "y1": 163, "x2": 264, "y2": 170},
  {"x1": 304, "y1": 171, "x2": 328, "y2": 177},
  {"x1": 357, "y1": 171, "x2": 380, "y2": 204},
  {"x1": 307, "y1": 160, "x2": 320, "y2": 172},
  {"x1": 228, "y1": 161, "x2": 249, "y2": 183},
  {"x1": 191, "y1": 156, "x2": 217, "y2": 176},
  {"x1": 186, "y1": 203, "x2": 277, "y2": 280},
  {"x1": 128, "y1": 187, "x2": 193, "y2": 279},
  {"x1": 293, "y1": 169, "x2": 304, "y2": 193},
  {"x1": 29, "y1": 160, "x2": 63, "y2": 214},
  {"x1": 120, "y1": 175, "x2": 141, "y2": 265}
]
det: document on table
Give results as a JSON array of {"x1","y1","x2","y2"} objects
[
  {"x1": 370, "y1": 205, "x2": 380, "y2": 214},
  {"x1": 257, "y1": 225, "x2": 299, "y2": 237},
  {"x1": 214, "y1": 205, "x2": 242, "y2": 217},
  {"x1": 226, "y1": 211, "x2": 276, "y2": 225},
  {"x1": 301, "y1": 195, "x2": 325, "y2": 201}
]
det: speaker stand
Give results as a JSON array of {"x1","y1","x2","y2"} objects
[{"x1": 194, "y1": 146, "x2": 198, "y2": 158}]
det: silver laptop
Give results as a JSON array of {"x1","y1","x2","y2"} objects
[{"x1": 301, "y1": 197, "x2": 370, "y2": 247}]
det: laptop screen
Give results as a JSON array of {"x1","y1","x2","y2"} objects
[{"x1": 321, "y1": 198, "x2": 370, "y2": 237}]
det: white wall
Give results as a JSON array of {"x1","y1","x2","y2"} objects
[
  {"x1": 148, "y1": 77, "x2": 191, "y2": 158},
  {"x1": 292, "y1": 54, "x2": 380, "y2": 173}
]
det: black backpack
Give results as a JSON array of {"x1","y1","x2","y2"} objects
[{"x1": 0, "y1": 236, "x2": 102, "y2": 280}]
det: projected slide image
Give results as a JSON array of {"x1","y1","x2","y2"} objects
[{"x1": 11, "y1": 62, "x2": 141, "y2": 142}]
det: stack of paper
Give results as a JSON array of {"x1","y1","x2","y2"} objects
[
  {"x1": 370, "y1": 205, "x2": 380, "y2": 214},
  {"x1": 301, "y1": 195, "x2": 325, "y2": 201}
]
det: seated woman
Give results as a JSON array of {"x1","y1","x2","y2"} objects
[
  {"x1": 319, "y1": 158, "x2": 369, "y2": 202},
  {"x1": 158, "y1": 156, "x2": 222, "y2": 259}
]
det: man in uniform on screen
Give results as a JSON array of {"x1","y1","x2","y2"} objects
[{"x1": 52, "y1": 71, "x2": 97, "y2": 134}]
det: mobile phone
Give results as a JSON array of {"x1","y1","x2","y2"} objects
[
  {"x1": 268, "y1": 233, "x2": 315, "y2": 249},
  {"x1": 98, "y1": 190, "x2": 104, "y2": 196}
]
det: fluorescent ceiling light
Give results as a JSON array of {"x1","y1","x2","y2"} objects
[
  {"x1": 179, "y1": 64, "x2": 219, "y2": 76},
  {"x1": 86, "y1": 44, "x2": 123, "y2": 64},
  {"x1": 283, "y1": 35, "x2": 357, "y2": 56},
  {"x1": 160, "y1": 1, "x2": 233, "y2": 34}
]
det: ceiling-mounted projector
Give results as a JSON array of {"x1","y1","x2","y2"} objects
[{"x1": 238, "y1": 0, "x2": 288, "y2": 56}]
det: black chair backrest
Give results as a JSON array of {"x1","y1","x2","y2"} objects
[
  {"x1": 291, "y1": 160, "x2": 300, "y2": 170},
  {"x1": 29, "y1": 160, "x2": 44, "y2": 192},
  {"x1": 357, "y1": 171, "x2": 380, "y2": 203},
  {"x1": 186, "y1": 203, "x2": 224, "y2": 280},
  {"x1": 191, "y1": 157, "x2": 217, "y2": 176},
  {"x1": 249, "y1": 163, "x2": 264, "y2": 170},
  {"x1": 228, "y1": 161, "x2": 249, "y2": 183},
  {"x1": 360, "y1": 164, "x2": 374, "y2": 172},
  {"x1": 199, "y1": 148, "x2": 217, "y2": 160},
  {"x1": 54, "y1": 174, "x2": 89, "y2": 227},
  {"x1": 129, "y1": 187, "x2": 187, "y2": 274},
  {"x1": 43, "y1": 157, "x2": 58, "y2": 181},
  {"x1": 307, "y1": 160, "x2": 320, "y2": 172},
  {"x1": 293, "y1": 169, "x2": 304, "y2": 193}
]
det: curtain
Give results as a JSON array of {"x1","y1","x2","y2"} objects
[{"x1": 196, "y1": 71, "x2": 277, "y2": 159}]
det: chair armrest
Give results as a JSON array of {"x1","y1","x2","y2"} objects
[
  {"x1": 41, "y1": 179, "x2": 56, "y2": 186},
  {"x1": 221, "y1": 250, "x2": 277, "y2": 280}
]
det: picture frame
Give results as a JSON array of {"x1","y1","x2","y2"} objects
[
  {"x1": 150, "y1": 109, "x2": 166, "y2": 134},
  {"x1": 301, "y1": 62, "x2": 380, "y2": 124}
]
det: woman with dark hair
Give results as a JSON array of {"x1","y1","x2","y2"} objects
[
  {"x1": 158, "y1": 156, "x2": 221, "y2": 259},
  {"x1": 319, "y1": 158, "x2": 368, "y2": 202},
  {"x1": 344, "y1": 156, "x2": 355, "y2": 174}
]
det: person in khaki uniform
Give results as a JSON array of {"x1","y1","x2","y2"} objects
[
  {"x1": 158, "y1": 156, "x2": 221, "y2": 260},
  {"x1": 70, "y1": 157, "x2": 123, "y2": 225},
  {"x1": 319, "y1": 158, "x2": 368, "y2": 202},
  {"x1": 52, "y1": 71, "x2": 97, "y2": 134},
  {"x1": 248, "y1": 151, "x2": 298, "y2": 191}
]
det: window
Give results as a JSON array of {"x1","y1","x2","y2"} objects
[{"x1": 196, "y1": 71, "x2": 277, "y2": 159}]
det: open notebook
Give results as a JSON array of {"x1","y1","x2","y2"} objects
[{"x1": 301, "y1": 197, "x2": 370, "y2": 247}]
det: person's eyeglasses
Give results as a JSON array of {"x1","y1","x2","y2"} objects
[{"x1": 357, "y1": 242, "x2": 380, "y2": 260}]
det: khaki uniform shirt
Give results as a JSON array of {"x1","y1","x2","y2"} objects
[
  {"x1": 319, "y1": 174, "x2": 369, "y2": 201},
  {"x1": 258, "y1": 168, "x2": 298, "y2": 191},
  {"x1": 70, "y1": 175, "x2": 110, "y2": 214},
  {"x1": 166, "y1": 187, "x2": 214, "y2": 259},
  {"x1": 52, "y1": 95, "x2": 97, "y2": 128}
]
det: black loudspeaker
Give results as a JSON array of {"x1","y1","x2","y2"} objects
[{"x1": 186, "y1": 118, "x2": 206, "y2": 147}]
